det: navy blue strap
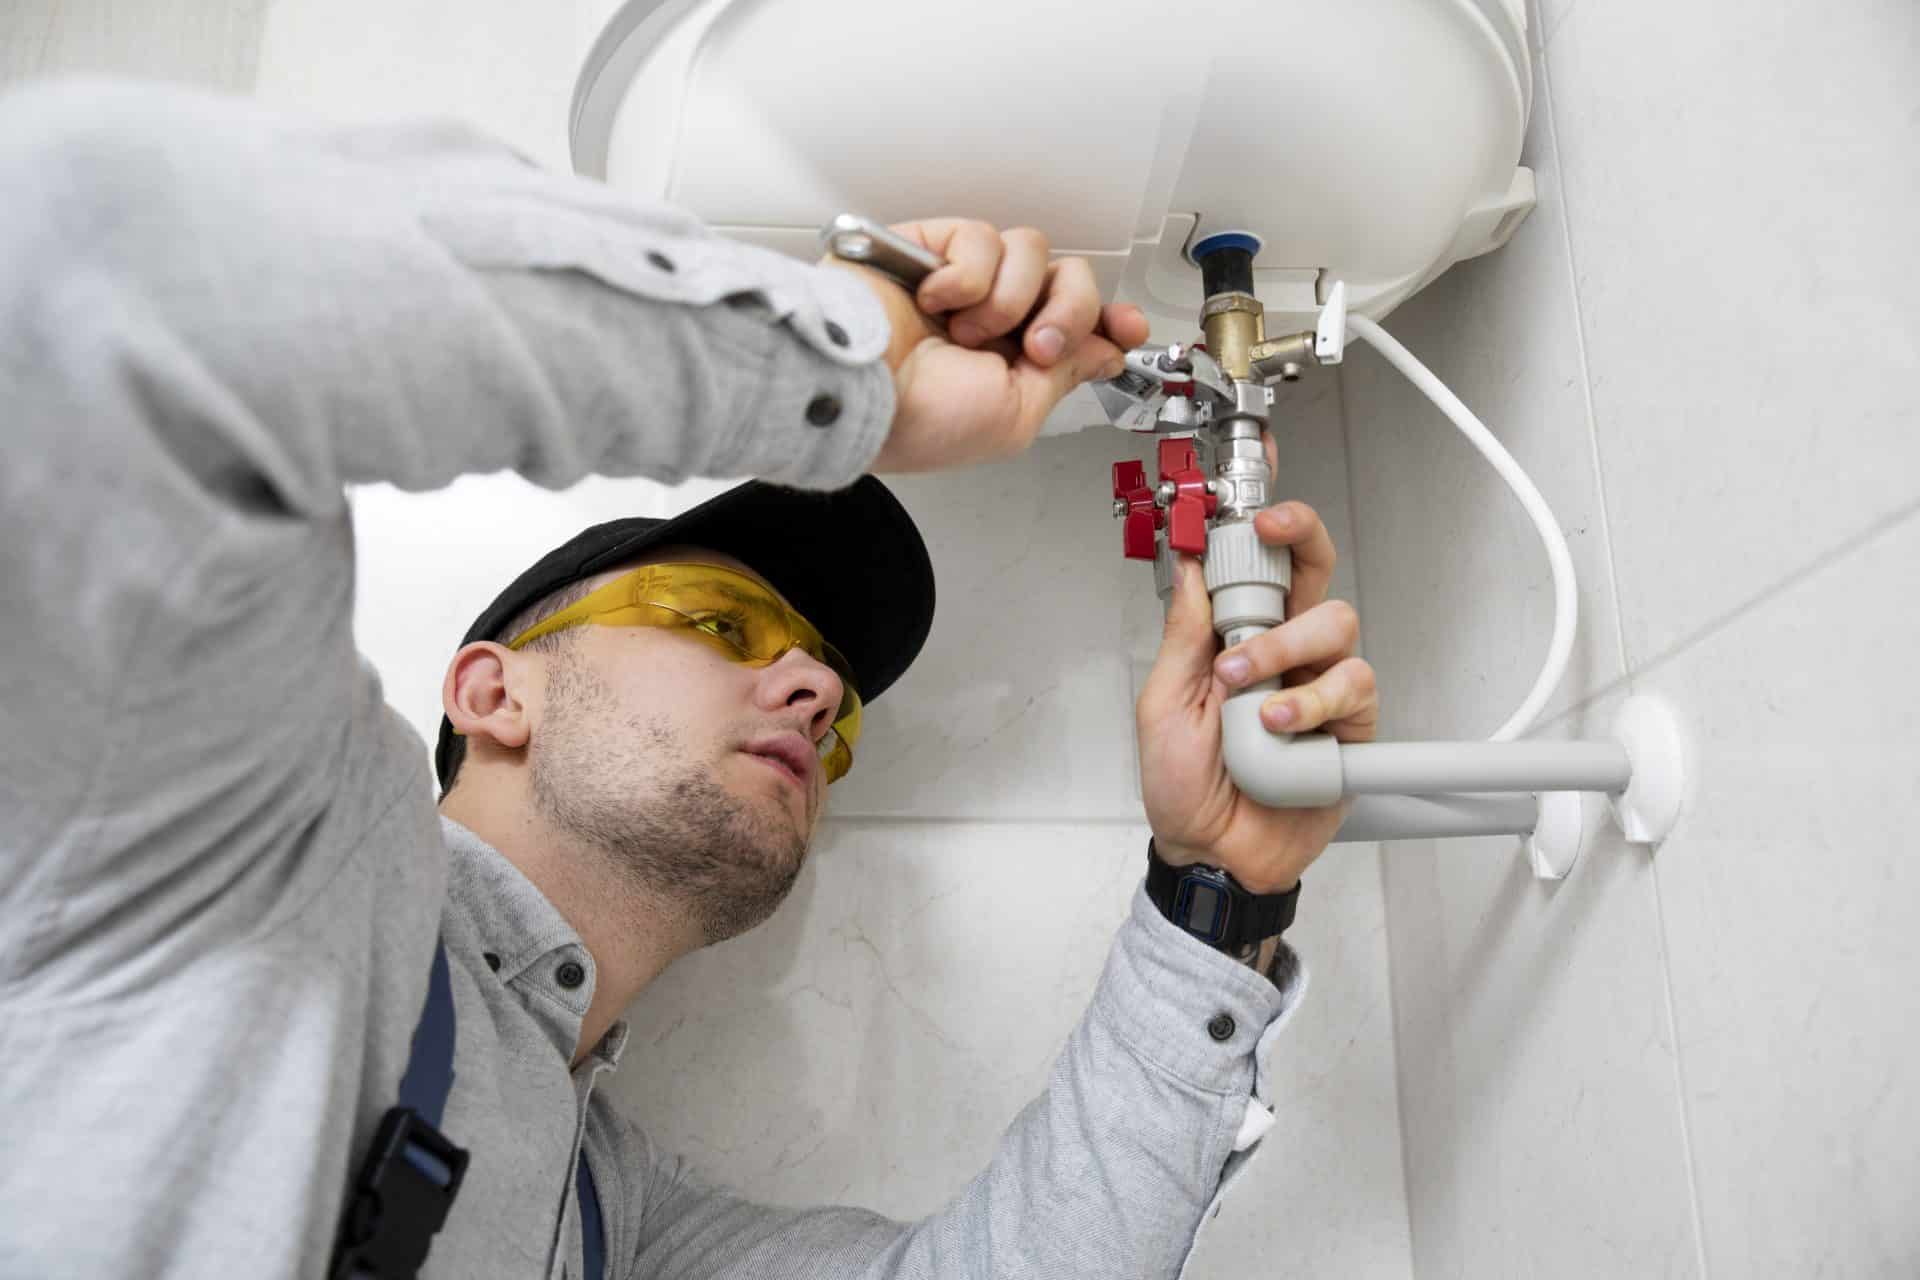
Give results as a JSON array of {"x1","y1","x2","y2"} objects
[
  {"x1": 576, "y1": 1154, "x2": 606, "y2": 1280},
  {"x1": 331, "y1": 940, "x2": 469, "y2": 1279},
  {"x1": 357, "y1": 941, "x2": 604, "y2": 1278},
  {"x1": 397, "y1": 941, "x2": 458, "y2": 1126}
]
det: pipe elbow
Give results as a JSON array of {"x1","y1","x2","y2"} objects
[{"x1": 1220, "y1": 690, "x2": 1346, "y2": 808}]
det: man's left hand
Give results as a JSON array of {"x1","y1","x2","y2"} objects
[{"x1": 1134, "y1": 501, "x2": 1379, "y2": 895}]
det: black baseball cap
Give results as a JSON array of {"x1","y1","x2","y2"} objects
[{"x1": 433, "y1": 476, "x2": 934, "y2": 789}]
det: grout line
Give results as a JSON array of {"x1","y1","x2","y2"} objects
[
  {"x1": 1544, "y1": 0, "x2": 1578, "y2": 50},
  {"x1": 1537, "y1": 22, "x2": 1634, "y2": 703},
  {"x1": 1378, "y1": 841, "x2": 1422, "y2": 1273},
  {"x1": 1527, "y1": 672, "x2": 1629, "y2": 734},
  {"x1": 1620, "y1": 489, "x2": 1920, "y2": 692},
  {"x1": 1332, "y1": 360, "x2": 1419, "y2": 1269},
  {"x1": 1646, "y1": 813, "x2": 1711, "y2": 1280},
  {"x1": 1538, "y1": 33, "x2": 1709, "y2": 1278},
  {"x1": 1524, "y1": 486, "x2": 1920, "y2": 737}
]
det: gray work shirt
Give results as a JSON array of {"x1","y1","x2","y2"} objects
[{"x1": 0, "y1": 79, "x2": 1304, "y2": 1279}]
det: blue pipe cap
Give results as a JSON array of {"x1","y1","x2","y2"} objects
[{"x1": 1189, "y1": 230, "x2": 1264, "y2": 262}]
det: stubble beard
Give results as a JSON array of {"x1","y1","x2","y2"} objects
[{"x1": 529, "y1": 654, "x2": 809, "y2": 946}]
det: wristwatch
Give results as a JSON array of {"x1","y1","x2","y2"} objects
[{"x1": 1145, "y1": 840, "x2": 1300, "y2": 952}]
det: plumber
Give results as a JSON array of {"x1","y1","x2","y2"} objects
[{"x1": 0, "y1": 79, "x2": 1378, "y2": 1279}]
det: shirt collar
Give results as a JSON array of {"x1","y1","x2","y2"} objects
[{"x1": 440, "y1": 815, "x2": 629, "y2": 1069}]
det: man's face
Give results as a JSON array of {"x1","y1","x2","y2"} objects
[{"x1": 523, "y1": 546, "x2": 847, "y2": 944}]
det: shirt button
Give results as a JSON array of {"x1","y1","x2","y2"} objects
[
  {"x1": 1207, "y1": 1013, "x2": 1236, "y2": 1042},
  {"x1": 483, "y1": 951, "x2": 501, "y2": 973},
  {"x1": 824, "y1": 319, "x2": 850, "y2": 347},
  {"x1": 557, "y1": 960, "x2": 587, "y2": 990},
  {"x1": 805, "y1": 394, "x2": 842, "y2": 427},
  {"x1": 646, "y1": 250, "x2": 676, "y2": 273}
]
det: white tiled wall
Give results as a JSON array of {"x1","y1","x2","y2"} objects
[
  {"x1": 1341, "y1": 0, "x2": 1920, "y2": 1274},
  {"x1": 2, "y1": 3, "x2": 1413, "y2": 1274}
]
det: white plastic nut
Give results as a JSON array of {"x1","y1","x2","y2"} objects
[
  {"x1": 1609, "y1": 695, "x2": 1687, "y2": 845},
  {"x1": 1526, "y1": 790, "x2": 1604, "y2": 880}
]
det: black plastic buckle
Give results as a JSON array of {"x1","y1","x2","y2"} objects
[{"x1": 330, "y1": 1106, "x2": 470, "y2": 1280}]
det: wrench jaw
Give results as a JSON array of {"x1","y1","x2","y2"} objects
[
  {"x1": 1094, "y1": 343, "x2": 1233, "y2": 435},
  {"x1": 1093, "y1": 373, "x2": 1169, "y2": 434}
]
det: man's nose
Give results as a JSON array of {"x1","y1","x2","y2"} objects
[{"x1": 762, "y1": 648, "x2": 845, "y2": 741}]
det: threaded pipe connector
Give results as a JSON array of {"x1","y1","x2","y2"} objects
[
  {"x1": 1205, "y1": 520, "x2": 1290, "y2": 637},
  {"x1": 1203, "y1": 520, "x2": 1291, "y2": 594}
]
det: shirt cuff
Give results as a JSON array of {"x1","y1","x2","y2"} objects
[
  {"x1": 420, "y1": 179, "x2": 897, "y2": 493},
  {"x1": 1091, "y1": 881, "x2": 1308, "y2": 1096},
  {"x1": 708, "y1": 266, "x2": 896, "y2": 490}
]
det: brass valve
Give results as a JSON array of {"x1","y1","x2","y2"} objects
[{"x1": 1200, "y1": 292, "x2": 1265, "y2": 382}]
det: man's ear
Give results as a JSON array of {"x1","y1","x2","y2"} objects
[{"x1": 443, "y1": 642, "x2": 535, "y2": 757}]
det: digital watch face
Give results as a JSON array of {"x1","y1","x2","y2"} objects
[{"x1": 1173, "y1": 874, "x2": 1230, "y2": 943}]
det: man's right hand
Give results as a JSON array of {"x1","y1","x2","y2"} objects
[
  {"x1": 1136, "y1": 502, "x2": 1380, "y2": 895},
  {"x1": 826, "y1": 219, "x2": 1150, "y2": 473}
]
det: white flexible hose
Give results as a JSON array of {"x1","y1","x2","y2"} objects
[{"x1": 1344, "y1": 314, "x2": 1576, "y2": 742}]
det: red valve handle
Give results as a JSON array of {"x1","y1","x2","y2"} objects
[
  {"x1": 1156, "y1": 438, "x2": 1196, "y2": 481},
  {"x1": 1123, "y1": 510, "x2": 1160, "y2": 560},
  {"x1": 1112, "y1": 459, "x2": 1163, "y2": 561},
  {"x1": 1166, "y1": 497, "x2": 1207, "y2": 555},
  {"x1": 1156, "y1": 439, "x2": 1217, "y2": 556},
  {"x1": 1112, "y1": 442, "x2": 1218, "y2": 563}
]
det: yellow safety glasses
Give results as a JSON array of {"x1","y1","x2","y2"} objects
[{"x1": 507, "y1": 563, "x2": 863, "y2": 783}]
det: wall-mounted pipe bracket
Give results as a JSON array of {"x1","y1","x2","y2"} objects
[
  {"x1": 1521, "y1": 697, "x2": 1688, "y2": 877},
  {"x1": 1608, "y1": 695, "x2": 1687, "y2": 846},
  {"x1": 1525, "y1": 790, "x2": 1606, "y2": 880}
]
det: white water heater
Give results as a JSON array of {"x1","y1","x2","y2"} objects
[{"x1": 572, "y1": 0, "x2": 1536, "y2": 363}]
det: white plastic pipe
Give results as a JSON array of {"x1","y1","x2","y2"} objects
[
  {"x1": 1333, "y1": 793, "x2": 1537, "y2": 843},
  {"x1": 1222, "y1": 693, "x2": 1631, "y2": 809},
  {"x1": 1222, "y1": 691, "x2": 1346, "y2": 807},
  {"x1": 1338, "y1": 741, "x2": 1631, "y2": 795},
  {"x1": 1344, "y1": 314, "x2": 1577, "y2": 742}
]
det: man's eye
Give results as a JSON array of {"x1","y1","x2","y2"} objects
[{"x1": 693, "y1": 612, "x2": 750, "y2": 644}]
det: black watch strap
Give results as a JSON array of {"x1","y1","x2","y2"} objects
[{"x1": 1145, "y1": 839, "x2": 1300, "y2": 951}]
